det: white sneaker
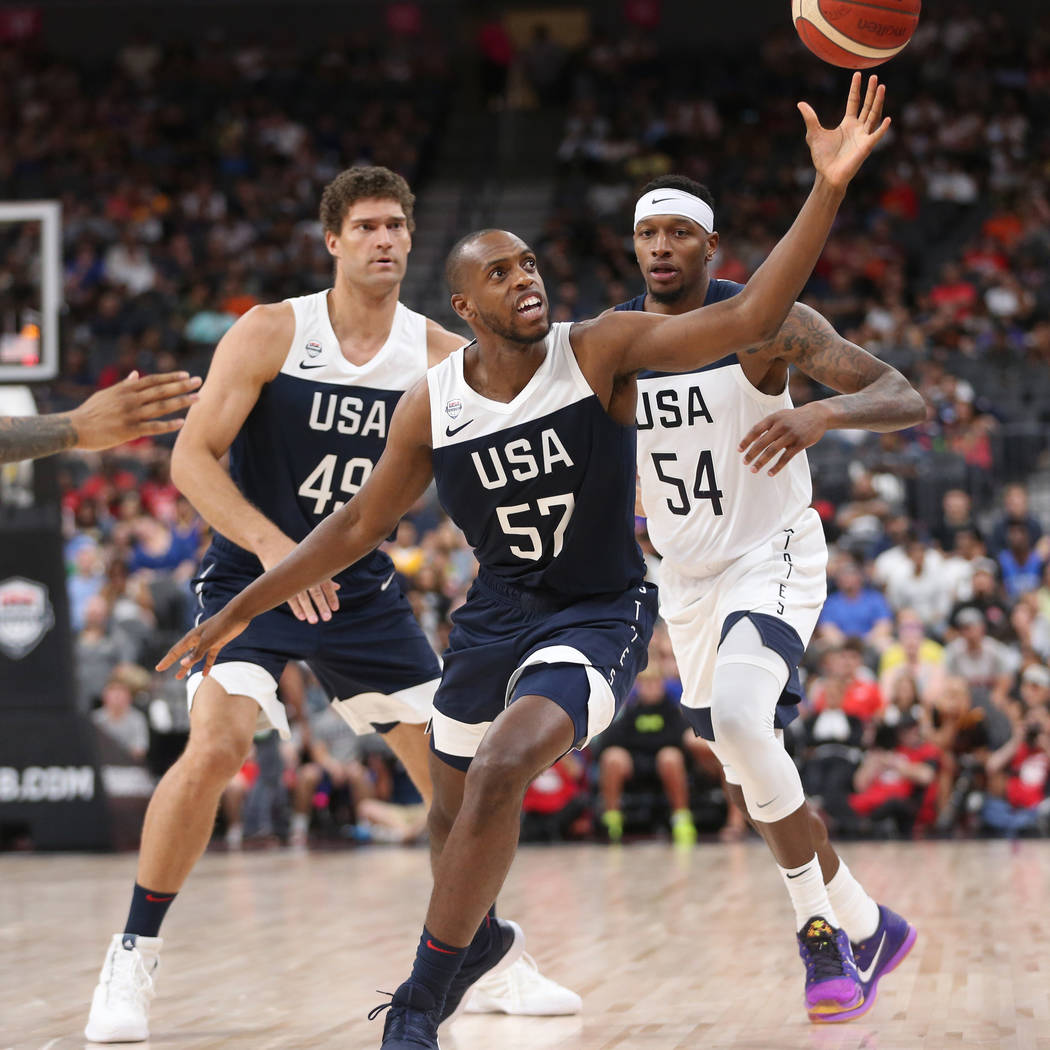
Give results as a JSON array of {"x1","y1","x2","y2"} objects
[
  {"x1": 84, "y1": 933, "x2": 162, "y2": 1042},
  {"x1": 463, "y1": 952, "x2": 582, "y2": 1016}
]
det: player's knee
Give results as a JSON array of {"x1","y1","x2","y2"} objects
[
  {"x1": 709, "y1": 693, "x2": 771, "y2": 754},
  {"x1": 183, "y1": 733, "x2": 252, "y2": 783}
]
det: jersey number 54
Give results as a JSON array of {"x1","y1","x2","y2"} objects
[{"x1": 650, "y1": 451, "x2": 724, "y2": 516}]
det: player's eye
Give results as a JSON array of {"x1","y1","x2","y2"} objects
[{"x1": 523, "y1": 258, "x2": 536, "y2": 270}]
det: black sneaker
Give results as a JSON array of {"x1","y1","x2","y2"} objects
[
  {"x1": 439, "y1": 917, "x2": 525, "y2": 1024},
  {"x1": 370, "y1": 982, "x2": 441, "y2": 1049}
]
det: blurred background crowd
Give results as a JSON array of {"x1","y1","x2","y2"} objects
[{"x1": 4, "y1": 1, "x2": 1048, "y2": 848}]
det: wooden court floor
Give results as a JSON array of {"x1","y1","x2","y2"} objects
[{"x1": 2, "y1": 840, "x2": 1049, "y2": 1050}]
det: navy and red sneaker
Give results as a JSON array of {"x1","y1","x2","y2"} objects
[
  {"x1": 371, "y1": 982, "x2": 441, "y2": 1049},
  {"x1": 797, "y1": 917, "x2": 865, "y2": 1023},
  {"x1": 439, "y1": 917, "x2": 524, "y2": 1024},
  {"x1": 851, "y1": 905, "x2": 918, "y2": 1012}
]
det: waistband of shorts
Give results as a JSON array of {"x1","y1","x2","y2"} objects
[{"x1": 474, "y1": 567, "x2": 576, "y2": 615}]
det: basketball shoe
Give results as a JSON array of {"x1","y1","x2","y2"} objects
[
  {"x1": 84, "y1": 933, "x2": 162, "y2": 1042},
  {"x1": 463, "y1": 952, "x2": 583, "y2": 1016},
  {"x1": 796, "y1": 917, "x2": 864, "y2": 1023},
  {"x1": 850, "y1": 905, "x2": 917, "y2": 1014},
  {"x1": 438, "y1": 917, "x2": 524, "y2": 1024},
  {"x1": 372, "y1": 982, "x2": 441, "y2": 1050}
]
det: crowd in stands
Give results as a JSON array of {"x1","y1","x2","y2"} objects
[{"x1": 2, "y1": 11, "x2": 1047, "y2": 846}]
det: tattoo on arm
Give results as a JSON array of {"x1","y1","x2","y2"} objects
[
  {"x1": 748, "y1": 303, "x2": 925, "y2": 432},
  {"x1": 0, "y1": 414, "x2": 76, "y2": 465},
  {"x1": 749, "y1": 303, "x2": 885, "y2": 392}
]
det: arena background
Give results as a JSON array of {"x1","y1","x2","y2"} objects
[
  {"x1": 3, "y1": 3, "x2": 1050, "y2": 1048},
  {"x1": 1, "y1": 0, "x2": 1048, "y2": 850}
]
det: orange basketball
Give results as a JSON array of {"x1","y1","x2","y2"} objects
[{"x1": 792, "y1": 0, "x2": 921, "y2": 69}]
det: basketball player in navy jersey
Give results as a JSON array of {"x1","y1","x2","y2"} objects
[
  {"x1": 159, "y1": 75, "x2": 890, "y2": 1047},
  {"x1": 84, "y1": 167, "x2": 578, "y2": 1044},
  {"x1": 620, "y1": 173, "x2": 925, "y2": 1021}
]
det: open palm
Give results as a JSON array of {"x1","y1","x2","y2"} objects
[{"x1": 800, "y1": 72, "x2": 891, "y2": 190}]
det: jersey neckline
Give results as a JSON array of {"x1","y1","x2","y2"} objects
[
  {"x1": 452, "y1": 333, "x2": 557, "y2": 416},
  {"x1": 316, "y1": 290, "x2": 407, "y2": 375}
]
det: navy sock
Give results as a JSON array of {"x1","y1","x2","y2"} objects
[
  {"x1": 408, "y1": 927, "x2": 468, "y2": 1005},
  {"x1": 124, "y1": 882, "x2": 177, "y2": 938},
  {"x1": 462, "y1": 907, "x2": 496, "y2": 965}
]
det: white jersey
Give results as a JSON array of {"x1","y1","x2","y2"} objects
[
  {"x1": 628, "y1": 285, "x2": 812, "y2": 579},
  {"x1": 284, "y1": 289, "x2": 429, "y2": 390}
]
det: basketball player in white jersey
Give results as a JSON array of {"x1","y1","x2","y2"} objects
[
  {"x1": 622, "y1": 174, "x2": 925, "y2": 1021},
  {"x1": 84, "y1": 167, "x2": 578, "y2": 1043},
  {"x1": 158, "y1": 76, "x2": 893, "y2": 1047}
]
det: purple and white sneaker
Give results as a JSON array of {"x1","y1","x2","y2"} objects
[
  {"x1": 797, "y1": 917, "x2": 864, "y2": 1023},
  {"x1": 851, "y1": 905, "x2": 918, "y2": 1013}
]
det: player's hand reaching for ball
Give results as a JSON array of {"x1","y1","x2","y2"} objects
[
  {"x1": 157, "y1": 609, "x2": 251, "y2": 680},
  {"x1": 800, "y1": 72, "x2": 890, "y2": 191},
  {"x1": 739, "y1": 402, "x2": 833, "y2": 477}
]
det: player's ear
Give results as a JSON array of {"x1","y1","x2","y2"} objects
[
  {"x1": 450, "y1": 293, "x2": 473, "y2": 322},
  {"x1": 704, "y1": 231, "x2": 719, "y2": 262},
  {"x1": 324, "y1": 229, "x2": 340, "y2": 260}
]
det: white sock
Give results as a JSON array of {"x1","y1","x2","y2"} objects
[
  {"x1": 779, "y1": 854, "x2": 838, "y2": 931},
  {"x1": 291, "y1": 812, "x2": 309, "y2": 835},
  {"x1": 825, "y1": 860, "x2": 880, "y2": 943}
]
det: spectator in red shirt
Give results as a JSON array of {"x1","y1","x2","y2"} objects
[{"x1": 810, "y1": 641, "x2": 884, "y2": 722}]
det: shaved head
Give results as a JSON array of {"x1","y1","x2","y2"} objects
[{"x1": 445, "y1": 229, "x2": 514, "y2": 292}]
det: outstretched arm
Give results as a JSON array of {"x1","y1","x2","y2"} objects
[
  {"x1": 577, "y1": 73, "x2": 890, "y2": 376},
  {"x1": 739, "y1": 303, "x2": 927, "y2": 475},
  {"x1": 158, "y1": 380, "x2": 436, "y2": 678},
  {"x1": 0, "y1": 371, "x2": 201, "y2": 464}
]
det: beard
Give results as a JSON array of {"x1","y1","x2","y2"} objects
[
  {"x1": 476, "y1": 304, "x2": 551, "y2": 344},
  {"x1": 647, "y1": 281, "x2": 688, "y2": 304}
]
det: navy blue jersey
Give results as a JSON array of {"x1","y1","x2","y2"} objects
[
  {"x1": 428, "y1": 322, "x2": 645, "y2": 597},
  {"x1": 207, "y1": 291, "x2": 431, "y2": 604}
]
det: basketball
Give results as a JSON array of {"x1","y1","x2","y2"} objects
[{"x1": 792, "y1": 0, "x2": 921, "y2": 68}]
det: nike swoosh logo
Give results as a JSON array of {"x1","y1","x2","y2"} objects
[
  {"x1": 145, "y1": 893, "x2": 175, "y2": 902},
  {"x1": 756, "y1": 797, "x2": 777, "y2": 808},
  {"x1": 445, "y1": 419, "x2": 475, "y2": 437},
  {"x1": 426, "y1": 939, "x2": 459, "y2": 955},
  {"x1": 650, "y1": 196, "x2": 676, "y2": 204},
  {"x1": 856, "y1": 933, "x2": 887, "y2": 983},
  {"x1": 380, "y1": 571, "x2": 396, "y2": 592},
  {"x1": 785, "y1": 870, "x2": 808, "y2": 879},
  {"x1": 299, "y1": 362, "x2": 325, "y2": 370}
]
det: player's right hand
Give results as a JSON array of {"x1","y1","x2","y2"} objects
[
  {"x1": 156, "y1": 610, "x2": 250, "y2": 680},
  {"x1": 257, "y1": 535, "x2": 340, "y2": 624},
  {"x1": 70, "y1": 370, "x2": 202, "y2": 451},
  {"x1": 800, "y1": 72, "x2": 891, "y2": 191}
]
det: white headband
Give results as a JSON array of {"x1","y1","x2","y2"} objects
[{"x1": 634, "y1": 189, "x2": 715, "y2": 233}]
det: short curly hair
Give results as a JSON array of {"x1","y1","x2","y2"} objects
[{"x1": 319, "y1": 166, "x2": 416, "y2": 236}]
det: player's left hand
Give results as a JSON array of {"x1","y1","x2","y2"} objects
[
  {"x1": 739, "y1": 402, "x2": 832, "y2": 476},
  {"x1": 156, "y1": 609, "x2": 250, "y2": 680},
  {"x1": 800, "y1": 71, "x2": 891, "y2": 191}
]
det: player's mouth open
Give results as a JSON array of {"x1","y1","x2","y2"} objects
[
  {"x1": 649, "y1": 265, "x2": 679, "y2": 282},
  {"x1": 516, "y1": 295, "x2": 543, "y2": 316}
]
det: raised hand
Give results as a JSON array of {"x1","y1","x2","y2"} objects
[
  {"x1": 70, "y1": 370, "x2": 202, "y2": 450},
  {"x1": 156, "y1": 608, "x2": 250, "y2": 680},
  {"x1": 799, "y1": 72, "x2": 891, "y2": 191}
]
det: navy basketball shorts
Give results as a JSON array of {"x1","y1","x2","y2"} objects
[
  {"x1": 430, "y1": 568, "x2": 658, "y2": 771},
  {"x1": 187, "y1": 556, "x2": 441, "y2": 739}
]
